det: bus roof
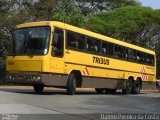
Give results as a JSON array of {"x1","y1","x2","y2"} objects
[{"x1": 16, "y1": 21, "x2": 155, "y2": 55}]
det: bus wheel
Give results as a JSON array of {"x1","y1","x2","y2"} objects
[
  {"x1": 95, "y1": 88, "x2": 104, "y2": 94},
  {"x1": 122, "y1": 79, "x2": 133, "y2": 94},
  {"x1": 132, "y1": 80, "x2": 141, "y2": 94},
  {"x1": 67, "y1": 73, "x2": 76, "y2": 95},
  {"x1": 105, "y1": 88, "x2": 116, "y2": 94},
  {"x1": 33, "y1": 84, "x2": 44, "y2": 93}
]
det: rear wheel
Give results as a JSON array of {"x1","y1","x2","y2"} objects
[
  {"x1": 67, "y1": 73, "x2": 76, "y2": 95},
  {"x1": 122, "y1": 79, "x2": 133, "y2": 94},
  {"x1": 95, "y1": 88, "x2": 104, "y2": 94},
  {"x1": 33, "y1": 84, "x2": 44, "y2": 94},
  {"x1": 132, "y1": 80, "x2": 141, "y2": 94}
]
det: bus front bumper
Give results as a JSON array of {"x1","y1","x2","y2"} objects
[
  {"x1": 5, "y1": 72, "x2": 68, "y2": 87},
  {"x1": 5, "y1": 72, "x2": 42, "y2": 84}
]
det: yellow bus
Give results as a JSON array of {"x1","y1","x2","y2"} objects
[{"x1": 6, "y1": 21, "x2": 156, "y2": 95}]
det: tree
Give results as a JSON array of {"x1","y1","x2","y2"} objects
[
  {"x1": 76, "y1": 0, "x2": 141, "y2": 16},
  {"x1": 86, "y1": 6, "x2": 160, "y2": 48},
  {"x1": 52, "y1": 0, "x2": 85, "y2": 27},
  {"x1": 0, "y1": 0, "x2": 34, "y2": 52},
  {"x1": 86, "y1": 6, "x2": 160, "y2": 77},
  {"x1": 30, "y1": 0, "x2": 57, "y2": 21},
  {"x1": 0, "y1": 0, "x2": 34, "y2": 81}
]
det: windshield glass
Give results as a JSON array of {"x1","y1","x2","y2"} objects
[{"x1": 10, "y1": 26, "x2": 50, "y2": 56}]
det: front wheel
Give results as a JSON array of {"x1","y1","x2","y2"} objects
[
  {"x1": 33, "y1": 84, "x2": 44, "y2": 94},
  {"x1": 67, "y1": 73, "x2": 77, "y2": 95}
]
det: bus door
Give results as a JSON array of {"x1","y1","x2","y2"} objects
[{"x1": 50, "y1": 28, "x2": 64, "y2": 72}]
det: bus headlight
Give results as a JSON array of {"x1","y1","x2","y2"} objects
[
  {"x1": 31, "y1": 76, "x2": 41, "y2": 81},
  {"x1": 37, "y1": 76, "x2": 41, "y2": 80},
  {"x1": 32, "y1": 76, "x2": 37, "y2": 81},
  {"x1": 9, "y1": 75, "x2": 12, "y2": 79},
  {"x1": 7, "y1": 75, "x2": 15, "y2": 80}
]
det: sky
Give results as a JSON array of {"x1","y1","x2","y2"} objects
[{"x1": 139, "y1": 0, "x2": 160, "y2": 9}]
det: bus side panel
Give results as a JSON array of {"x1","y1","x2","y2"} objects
[
  {"x1": 41, "y1": 73, "x2": 67, "y2": 87},
  {"x1": 81, "y1": 77, "x2": 125, "y2": 89},
  {"x1": 64, "y1": 50, "x2": 156, "y2": 89}
]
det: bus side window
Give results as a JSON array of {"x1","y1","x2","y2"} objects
[
  {"x1": 52, "y1": 28, "x2": 64, "y2": 57},
  {"x1": 128, "y1": 49, "x2": 135, "y2": 61},
  {"x1": 150, "y1": 55, "x2": 154, "y2": 66},
  {"x1": 76, "y1": 34, "x2": 86, "y2": 50},
  {"x1": 147, "y1": 54, "x2": 154, "y2": 66},
  {"x1": 87, "y1": 37, "x2": 101, "y2": 53},
  {"x1": 114, "y1": 45, "x2": 117, "y2": 58},
  {"x1": 119, "y1": 46, "x2": 126, "y2": 59},
  {"x1": 108, "y1": 43, "x2": 114, "y2": 57},
  {"x1": 137, "y1": 52, "x2": 146, "y2": 63},
  {"x1": 125, "y1": 48, "x2": 129, "y2": 60},
  {"x1": 102, "y1": 41, "x2": 114, "y2": 57},
  {"x1": 67, "y1": 31, "x2": 78, "y2": 48},
  {"x1": 114, "y1": 45, "x2": 120, "y2": 58},
  {"x1": 102, "y1": 42, "x2": 107, "y2": 55},
  {"x1": 102, "y1": 42, "x2": 109, "y2": 55}
]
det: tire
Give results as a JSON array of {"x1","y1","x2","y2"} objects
[
  {"x1": 122, "y1": 79, "x2": 133, "y2": 94},
  {"x1": 95, "y1": 88, "x2": 104, "y2": 94},
  {"x1": 67, "y1": 73, "x2": 76, "y2": 95},
  {"x1": 105, "y1": 88, "x2": 116, "y2": 94},
  {"x1": 132, "y1": 80, "x2": 141, "y2": 94},
  {"x1": 33, "y1": 84, "x2": 44, "y2": 94}
]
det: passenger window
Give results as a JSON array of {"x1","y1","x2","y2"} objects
[
  {"x1": 102, "y1": 42, "x2": 108, "y2": 55},
  {"x1": 137, "y1": 52, "x2": 146, "y2": 63},
  {"x1": 52, "y1": 28, "x2": 64, "y2": 57},
  {"x1": 125, "y1": 48, "x2": 129, "y2": 60},
  {"x1": 67, "y1": 31, "x2": 77, "y2": 48},
  {"x1": 102, "y1": 41, "x2": 114, "y2": 57},
  {"x1": 76, "y1": 34, "x2": 86, "y2": 50},
  {"x1": 87, "y1": 37, "x2": 101, "y2": 53},
  {"x1": 147, "y1": 54, "x2": 154, "y2": 66},
  {"x1": 108, "y1": 43, "x2": 114, "y2": 56},
  {"x1": 114, "y1": 45, "x2": 125, "y2": 59},
  {"x1": 128, "y1": 49, "x2": 136, "y2": 61},
  {"x1": 67, "y1": 31, "x2": 85, "y2": 50}
]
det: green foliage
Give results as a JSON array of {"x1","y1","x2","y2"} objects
[
  {"x1": 86, "y1": 6, "x2": 160, "y2": 77},
  {"x1": 76, "y1": 0, "x2": 141, "y2": 16},
  {"x1": 52, "y1": 0, "x2": 85, "y2": 27},
  {"x1": 30, "y1": 0, "x2": 57, "y2": 20},
  {"x1": 86, "y1": 6, "x2": 160, "y2": 48}
]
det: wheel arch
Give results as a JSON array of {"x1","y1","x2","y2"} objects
[{"x1": 128, "y1": 76, "x2": 134, "y2": 83}]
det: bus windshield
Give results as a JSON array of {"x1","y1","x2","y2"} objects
[{"x1": 10, "y1": 26, "x2": 50, "y2": 56}]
